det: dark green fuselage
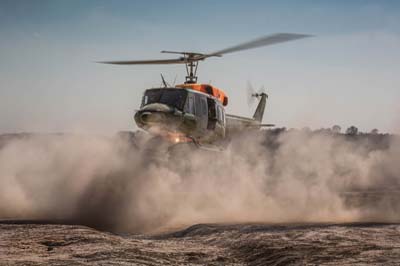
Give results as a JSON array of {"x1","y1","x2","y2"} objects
[{"x1": 134, "y1": 88, "x2": 225, "y2": 143}]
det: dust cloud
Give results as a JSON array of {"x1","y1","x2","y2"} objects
[{"x1": 0, "y1": 130, "x2": 399, "y2": 233}]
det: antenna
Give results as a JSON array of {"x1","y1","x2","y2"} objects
[
  {"x1": 172, "y1": 75, "x2": 178, "y2": 86},
  {"x1": 160, "y1": 74, "x2": 169, "y2": 87}
]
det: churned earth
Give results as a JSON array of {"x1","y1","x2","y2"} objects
[
  {"x1": 1, "y1": 221, "x2": 400, "y2": 265},
  {"x1": 1, "y1": 133, "x2": 400, "y2": 265}
]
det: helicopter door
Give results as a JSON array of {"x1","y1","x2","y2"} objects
[{"x1": 207, "y1": 98, "x2": 217, "y2": 130}]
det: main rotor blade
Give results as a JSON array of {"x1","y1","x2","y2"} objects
[
  {"x1": 97, "y1": 58, "x2": 188, "y2": 65},
  {"x1": 161, "y1": 50, "x2": 205, "y2": 56},
  {"x1": 204, "y1": 33, "x2": 312, "y2": 58},
  {"x1": 98, "y1": 33, "x2": 312, "y2": 66}
]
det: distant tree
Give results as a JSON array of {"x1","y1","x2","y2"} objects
[
  {"x1": 315, "y1": 128, "x2": 332, "y2": 134},
  {"x1": 371, "y1": 128, "x2": 379, "y2": 135},
  {"x1": 271, "y1": 127, "x2": 286, "y2": 135},
  {"x1": 332, "y1": 125, "x2": 341, "y2": 134},
  {"x1": 346, "y1": 126, "x2": 358, "y2": 135}
]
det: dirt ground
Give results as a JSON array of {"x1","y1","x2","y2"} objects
[{"x1": 1, "y1": 221, "x2": 400, "y2": 265}]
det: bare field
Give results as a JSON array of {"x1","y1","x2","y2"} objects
[{"x1": 1, "y1": 222, "x2": 400, "y2": 265}]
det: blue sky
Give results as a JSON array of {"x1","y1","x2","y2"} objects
[{"x1": 0, "y1": 0, "x2": 399, "y2": 133}]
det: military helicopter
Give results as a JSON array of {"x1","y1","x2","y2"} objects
[{"x1": 99, "y1": 33, "x2": 311, "y2": 146}]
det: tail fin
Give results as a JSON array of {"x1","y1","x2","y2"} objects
[{"x1": 252, "y1": 93, "x2": 268, "y2": 122}]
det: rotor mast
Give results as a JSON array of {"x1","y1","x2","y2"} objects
[
  {"x1": 159, "y1": 51, "x2": 205, "y2": 83},
  {"x1": 185, "y1": 56, "x2": 199, "y2": 84},
  {"x1": 185, "y1": 61, "x2": 197, "y2": 83}
]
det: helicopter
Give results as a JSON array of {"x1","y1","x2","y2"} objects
[{"x1": 99, "y1": 33, "x2": 311, "y2": 147}]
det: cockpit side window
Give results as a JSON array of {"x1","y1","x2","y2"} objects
[
  {"x1": 217, "y1": 105, "x2": 225, "y2": 124},
  {"x1": 141, "y1": 95, "x2": 147, "y2": 107}
]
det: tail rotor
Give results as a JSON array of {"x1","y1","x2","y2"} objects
[{"x1": 247, "y1": 81, "x2": 267, "y2": 107}]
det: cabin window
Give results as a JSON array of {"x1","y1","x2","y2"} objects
[
  {"x1": 201, "y1": 98, "x2": 208, "y2": 116},
  {"x1": 207, "y1": 98, "x2": 216, "y2": 120},
  {"x1": 184, "y1": 95, "x2": 195, "y2": 114},
  {"x1": 194, "y1": 95, "x2": 201, "y2": 115},
  {"x1": 206, "y1": 98, "x2": 217, "y2": 130},
  {"x1": 195, "y1": 94, "x2": 207, "y2": 116}
]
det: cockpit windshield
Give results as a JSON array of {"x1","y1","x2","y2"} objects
[{"x1": 141, "y1": 88, "x2": 187, "y2": 110}]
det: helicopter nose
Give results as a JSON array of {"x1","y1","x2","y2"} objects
[
  {"x1": 140, "y1": 113, "x2": 150, "y2": 123},
  {"x1": 140, "y1": 112, "x2": 165, "y2": 124}
]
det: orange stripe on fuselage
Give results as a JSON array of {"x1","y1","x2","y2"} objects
[{"x1": 176, "y1": 83, "x2": 228, "y2": 106}]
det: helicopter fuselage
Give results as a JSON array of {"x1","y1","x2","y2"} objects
[{"x1": 134, "y1": 86, "x2": 226, "y2": 144}]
